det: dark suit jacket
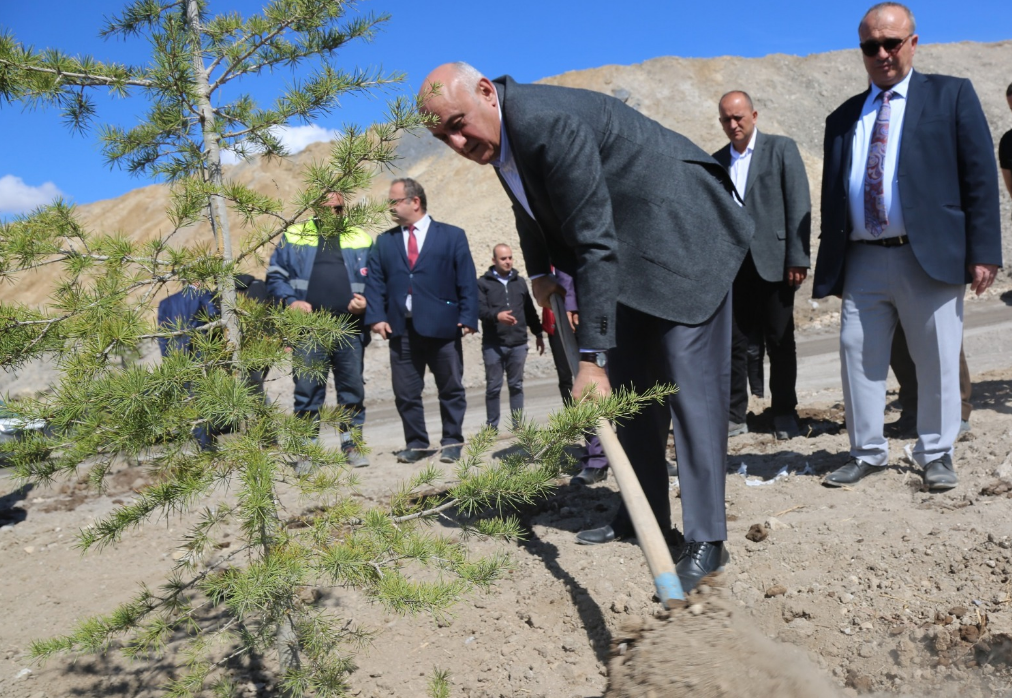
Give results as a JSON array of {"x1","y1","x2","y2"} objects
[
  {"x1": 364, "y1": 219, "x2": 479, "y2": 340},
  {"x1": 813, "y1": 71, "x2": 1002, "y2": 299},
  {"x1": 493, "y1": 76, "x2": 754, "y2": 349},
  {"x1": 712, "y1": 132, "x2": 811, "y2": 283}
]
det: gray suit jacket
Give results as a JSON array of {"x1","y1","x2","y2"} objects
[
  {"x1": 712, "y1": 132, "x2": 811, "y2": 283},
  {"x1": 493, "y1": 76, "x2": 754, "y2": 348}
]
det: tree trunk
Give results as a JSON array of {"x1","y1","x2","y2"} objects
[{"x1": 185, "y1": 0, "x2": 240, "y2": 363}]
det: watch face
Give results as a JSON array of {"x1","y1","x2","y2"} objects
[{"x1": 595, "y1": 353, "x2": 607, "y2": 368}]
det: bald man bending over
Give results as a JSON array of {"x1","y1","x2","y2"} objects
[{"x1": 420, "y1": 62, "x2": 754, "y2": 592}]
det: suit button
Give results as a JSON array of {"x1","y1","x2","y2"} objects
[{"x1": 409, "y1": 273, "x2": 413, "y2": 278}]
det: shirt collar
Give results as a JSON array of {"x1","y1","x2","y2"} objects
[
  {"x1": 491, "y1": 99, "x2": 509, "y2": 169},
  {"x1": 870, "y1": 69, "x2": 914, "y2": 101},
  {"x1": 730, "y1": 128, "x2": 758, "y2": 161},
  {"x1": 402, "y1": 213, "x2": 431, "y2": 233}
]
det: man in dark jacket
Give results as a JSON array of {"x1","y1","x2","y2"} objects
[
  {"x1": 364, "y1": 178, "x2": 479, "y2": 464},
  {"x1": 477, "y1": 244, "x2": 544, "y2": 431},
  {"x1": 266, "y1": 192, "x2": 373, "y2": 467},
  {"x1": 157, "y1": 283, "x2": 219, "y2": 451}
]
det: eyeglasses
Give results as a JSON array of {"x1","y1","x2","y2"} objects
[
  {"x1": 859, "y1": 34, "x2": 912, "y2": 57},
  {"x1": 388, "y1": 197, "x2": 412, "y2": 206}
]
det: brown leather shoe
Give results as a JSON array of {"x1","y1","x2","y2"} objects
[{"x1": 822, "y1": 457, "x2": 883, "y2": 487}]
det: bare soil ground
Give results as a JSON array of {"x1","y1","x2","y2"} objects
[{"x1": 4, "y1": 359, "x2": 1012, "y2": 697}]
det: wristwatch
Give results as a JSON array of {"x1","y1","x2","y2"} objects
[{"x1": 579, "y1": 351, "x2": 607, "y2": 368}]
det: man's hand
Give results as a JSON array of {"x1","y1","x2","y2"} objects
[
  {"x1": 786, "y1": 267, "x2": 808, "y2": 288},
  {"x1": 459, "y1": 323, "x2": 477, "y2": 336},
  {"x1": 497, "y1": 310, "x2": 517, "y2": 326},
  {"x1": 290, "y1": 300, "x2": 312, "y2": 313},
  {"x1": 535, "y1": 336, "x2": 545, "y2": 355},
  {"x1": 567, "y1": 311, "x2": 579, "y2": 332},
  {"x1": 531, "y1": 274, "x2": 565, "y2": 308},
  {"x1": 969, "y1": 263, "x2": 999, "y2": 296},
  {"x1": 371, "y1": 321, "x2": 392, "y2": 339},
  {"x1": 347, "y1": 293, "x2": 367, "y2": 315},
  {"x1": 572, "y1": 363, "x2": 611, "y2": 401}
]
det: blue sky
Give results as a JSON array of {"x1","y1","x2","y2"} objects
[{"x1": 2, "y1": 0, "x2": 1010, "y2": 213}]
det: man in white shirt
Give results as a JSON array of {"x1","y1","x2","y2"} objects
[
  {"x1": 364, "y1": 178, "x2": 479, "y2": 464},
  {"x1": 813, "y1": 2, "x2": 1001, "y2": 491},
  {"x1": 712, "y1": 91, "x2": 811, "y2": 441}
]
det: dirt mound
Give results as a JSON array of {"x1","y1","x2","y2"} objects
[{"x1": 607, "y1": 585, "x2": 843, "y2": 697}]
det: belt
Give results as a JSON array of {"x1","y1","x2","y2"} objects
[{"x1": 853, "y1": 235, "x2": 909, "y2": 248}]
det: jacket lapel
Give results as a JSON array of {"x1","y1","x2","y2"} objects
[
  {"x1": 897, "y1": 71, "x2": 926, "y2": 167},
  {"x1": 841, "y1": 89, "x2": 870, "y2": 195},
  {"x1": 742, "y1": 132, "x2": 766, "y2": 200},
  {"x1": 412, "y1": 219, "x2": 438, "y2": 269}
]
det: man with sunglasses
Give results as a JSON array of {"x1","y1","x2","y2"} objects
[
  {"x1": 267, "y1": 191, "x2": 374, "y2": 467},
  {"x1": 814, "y1": 2, "x2": 1001, "y2": 491}
]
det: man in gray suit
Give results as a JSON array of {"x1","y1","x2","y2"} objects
[
  {"x1": 420, "y1": 62, "x2": 754, "y2": 592},
  {"x1": 712, "y1": 91, "x2": 811, "y2": 441}
]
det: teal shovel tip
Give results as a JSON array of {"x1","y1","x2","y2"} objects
[{"x1": 654, "y1": 571, "x2": 685, "y2": 605}]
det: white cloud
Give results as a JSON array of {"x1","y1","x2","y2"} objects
[
  {"x1": 0, "y1": 175, "x2": 64, "y2": 214},
  {"x1": 271, "y1": 124, "x2": 339, "y2": 153},
  {"x1": 220, "y1": 124, "x2": 338, "y2": 166}
]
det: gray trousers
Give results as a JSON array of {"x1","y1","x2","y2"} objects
[
  {"x1": 609, "y1": 296, "x2": 731, "y2": 543},
  {"x1": 840, "y1": 244, "x2": 963, "y2": 467},
  {"x1": 482, "y1": 343, "x2": 528, "y2": 430}
]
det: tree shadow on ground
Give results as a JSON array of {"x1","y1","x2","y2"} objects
[
  {"x1": 970, "y1": 379, "x2": 1012, "y2": 416},
  {"x1": 30, "y1": 609, "x2": 277, "y2": 696},
  {"x1": 0, "y1": 481, "x2": 32, "y2": 526},
  {"x1": 521, "y1": 524, "x2": 614, "y2": 666}
]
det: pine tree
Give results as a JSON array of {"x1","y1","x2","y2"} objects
[{"x1": 0, "y1": 2, "x2": 673, "y2": 695}]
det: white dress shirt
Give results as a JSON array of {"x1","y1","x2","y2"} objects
[
  {"x1": 847, "y1": 70, "x2": 913, "y2": 240},
  {"x1": 402, "y1": 213, "x2": 432, "y2": 313},
  {"x1": 728, "y1": 128, "x2": 758, "y2": 207}
]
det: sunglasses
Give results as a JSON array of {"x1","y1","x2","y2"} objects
[{"x1": 859, "y1": 34, "x2": 912, "y2": 57}]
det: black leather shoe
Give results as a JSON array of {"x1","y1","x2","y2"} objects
[
  {"x1": 822, "y1": 457, "x2": 882, "y2": 487},
  {"x1": 675, "y1": 541, "x2": 729, "y2": 593},
  {"x1": 439, "y1": 444, "x2": 462, "y2": 463},
  {"x1": 570, "y1": 467, "x2": 608, "y2": 486},
  {"x1": 576, "y1": 524, "x2": 619, "y2": 545},
  {"x1": 923, "y1": 454, "x2": 958, "y2": 491},
  {"x1": 395, "y1": 448, "x2": 427, "y2": 463},
  {"x1": 773, "y1": 414, "x2": 801, "y2": 440}
]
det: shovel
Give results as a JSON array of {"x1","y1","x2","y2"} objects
[{"x1": 549, "y1": 292, "x2": 685, "y2": 608}]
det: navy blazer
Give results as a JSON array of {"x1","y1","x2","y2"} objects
[
  {"x1": 156, "y1": 286, "x2": 218, "y2": 356},
  {"x1": 813, "y1": 71, "x2": 1002, "y2": 298},
  {"x1": 364, "y1": 219, "x2": 479, "y2": 340}
]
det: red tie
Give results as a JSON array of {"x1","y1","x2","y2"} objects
[{"x1": 407, "y1": 225, "x2": 419, "y2": 268}]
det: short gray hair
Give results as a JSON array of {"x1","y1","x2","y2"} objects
[
  {"x1": 392, "y1": 177, "x2": 427, "y2": 212},
  {"x1": 861, "y1": 2, "x2": 917, "y2": 33},
  {"x1": 449, "y1": 61, "x2": 484, "y2": 94}
]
